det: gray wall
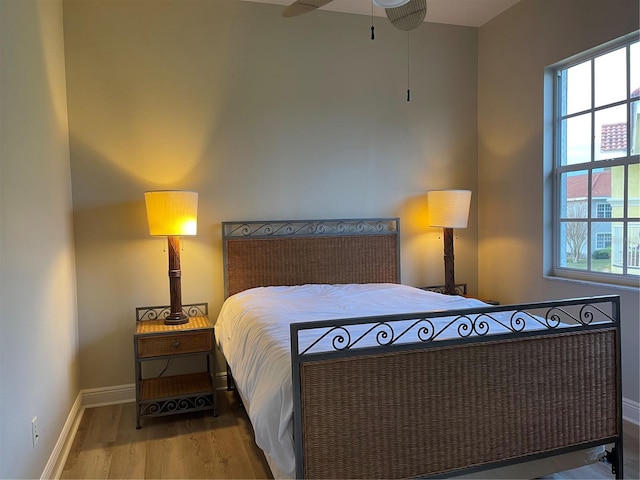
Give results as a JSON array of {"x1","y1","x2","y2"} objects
[
  {"x1": 0, "y1": 1, "x2": 80, "y2": 478},
  {"x1": 63, "y1": 0, "x2": 479, "y2": 390},
  {"x1": 478, "y1": 0, "x2": 639, "y2": 405}
]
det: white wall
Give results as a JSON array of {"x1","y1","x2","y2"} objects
[
  {"x1": 62, "y1": 0, "x2": 480, "y2": 390},
  {"x1": 478, "y1": 0, "x2": 639, "y2": 405},
  {"x1": 0, "y1": 0, "x2": 80, "y2": 478}
]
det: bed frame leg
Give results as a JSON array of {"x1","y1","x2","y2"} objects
[
  {"x1": 226, "y1": 363, "x2": 244, "y2": 408},
  {"x1": 604, "y1": 442, "x2": 623, "y2": 479},
  {"x1": 226, "y1": 363, "x2": 235, "y2": 390}
]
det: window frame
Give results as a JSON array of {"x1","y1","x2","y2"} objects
[{"x1": 550, "y1": 32, "x2": 639, "y2": 287}]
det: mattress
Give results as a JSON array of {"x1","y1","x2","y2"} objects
[{"x1": 215, "y1": 283, "x2": 604, "y2": 479}]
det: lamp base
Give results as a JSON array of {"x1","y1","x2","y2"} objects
[
  {"x1": 164, "y1": 235, "x2": 189, "y2": 325},
  {"x1": 443, "y1": 227, "x2": 456, "y2": 296},
  {"x1": 164, "y1": 312, "x2": 189, "y2": 325}
]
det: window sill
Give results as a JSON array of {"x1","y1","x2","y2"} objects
[{"x1": 543, "y1": 274, "x2": 639, "y2": 293}]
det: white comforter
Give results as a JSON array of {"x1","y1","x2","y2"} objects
[{"x1": 214, "y1": 283, "x2": 491, "y2": 478}]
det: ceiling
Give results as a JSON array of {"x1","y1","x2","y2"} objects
[{"x1": 242, "y1": 0, "x2": 521, "y2": 28}]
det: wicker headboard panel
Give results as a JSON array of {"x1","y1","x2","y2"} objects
[{"x1": 222, "y1": 219, "x2": 400, "y2": 297}]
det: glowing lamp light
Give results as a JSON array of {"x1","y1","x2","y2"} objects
[
  {"x1": 144, "y1": 190, "x2": 198, "y2": 325},
  {"x1": 145, "y1": 190, "x2": 198, "y2": 236}
]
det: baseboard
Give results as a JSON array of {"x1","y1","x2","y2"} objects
[
  {"x1": 82, "y1": 383, "x2": 135, "y2": 408},
  {"x1": 41, "y1": 392, "x2": 83, "y2": 480},
  {"x1": 42, "y1": 384, "x2": 135, "y2": 479},
  {"x1": 623, "y1": 397, "x2": 640, "y2": 426}
]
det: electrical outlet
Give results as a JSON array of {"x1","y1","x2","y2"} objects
[{"x1": 31, "y1": 417, "x2": 39, "y2": 447}]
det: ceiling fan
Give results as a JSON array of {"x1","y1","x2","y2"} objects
[
  {"x1": 283, "y1": 0, "x2": 427, "y2": 101},
  {"x1": 283, "y1": 0, "x2": 427, "y2": 32}
]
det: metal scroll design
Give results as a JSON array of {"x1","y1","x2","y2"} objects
[
  {"x1": 545, "y1": 302, "x2": 612, "y2": 327},
  {"x1": 140, "y1": 395, "x2": 214, "y2": 417},
  {"x1": 298, "y1": 302, "x2": 616, "y2": 355},
  {"x1": 223, "y1": 219, "x2": 398, "y2": 238},
  {"x1": 136, "y1": 303, "x2": 209, "y2": 322}
]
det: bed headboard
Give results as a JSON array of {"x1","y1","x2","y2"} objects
[{"x1": 222, "y1": 218, "x2": 400, "y2": 297}]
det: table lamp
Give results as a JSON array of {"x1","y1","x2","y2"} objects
[
  {"x1": 427, "y1": 190, "x2": 471, "y2": 296},
  {"x1": 144, "y1": 190, "x2": 198, "y2": 325}
]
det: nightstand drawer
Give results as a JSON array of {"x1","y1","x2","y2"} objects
[{"x1": 137, "y1": 331, "x2": 212, "y2": 358}]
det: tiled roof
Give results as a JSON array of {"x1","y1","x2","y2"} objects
[
  {"x1": 601, "y1": 122, "x2": 626, "y2": 152},
  {"x1": 567, "y1": 170, "x2": 611, "y2": 199}
]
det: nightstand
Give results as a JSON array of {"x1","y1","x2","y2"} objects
[
  {"x1": 134, "y1": 303, "x2": 217, "y2": 429},
  {"x1": 419, "y1": 284, "x2": 499, "y2": 305},
  {"x1": 464, "y1": 295, "x2": 500, "y2": 305},
  {"x1": 419, "y1": 283, "x2": 468, "y2": 296}
]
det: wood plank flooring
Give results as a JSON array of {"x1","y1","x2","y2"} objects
[
  {"x1": 61, "y1": 390, "x2": 272, "y2": 479},
  {"x1": 62, "y1": 390, "x2": 639, "y2": 479}
]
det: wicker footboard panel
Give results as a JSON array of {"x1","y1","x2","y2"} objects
[{"x1": 298, "y1": 329, "x2": 619, "y2": 479}]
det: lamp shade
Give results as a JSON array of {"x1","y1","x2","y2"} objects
[
  {"x1": 144, "y1": 190, "x2": 198, "y2": 236},
  {"x1": 427, "y1": 190, "x2": 471, "y2": 229}
]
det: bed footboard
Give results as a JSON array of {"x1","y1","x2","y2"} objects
[{"x1": 291, "y1": 296, "x2": 622, "y2": 479}]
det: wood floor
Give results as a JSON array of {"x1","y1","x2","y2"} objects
[
  {"x1": 62, "y1": 390, "x2": 639, "y2": 479},
  {"x1": 61, "y1": 390, "x2": 272, "y2": 479}
]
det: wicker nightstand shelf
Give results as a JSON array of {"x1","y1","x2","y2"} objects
[{"x1": 134, "y1": 303, "x2": 217, "y2": 428}]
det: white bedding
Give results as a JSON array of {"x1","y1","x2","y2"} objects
[
  {"x1": 215, "y1": 283, "x2": 604, "y2": 479},
  {"x1": 215, "y1": 283, "x2": 497, "y2": 478}
]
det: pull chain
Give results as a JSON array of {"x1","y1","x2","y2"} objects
[
  {"x1": 407, "y1": 31, "x2": 411, "y2": 101},
  {"x1": 371, "y1": 1, "x2": 375, "y2": 39}
]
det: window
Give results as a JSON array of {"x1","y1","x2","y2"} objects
[
  {"x1": 596, "y1": 233, "x2": 612, "y2": 249},
  {"x1": 552, "y1": 33, "x2": 639, "y2": 285},
  {"x1": 596, "y1": 203, "x2": 612, "y2": 218}
]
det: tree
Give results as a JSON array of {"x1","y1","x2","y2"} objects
[{"x1": 566, "y1": 201, "x2": 588, "y2": 263}]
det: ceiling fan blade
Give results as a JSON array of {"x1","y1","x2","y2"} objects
[
  {"x1": 283, "y1": 0, "x2": 334, "y2": 17},
  {"x1": 385, "y1": 0, "x2": 426, "y2": 31},
  {"x1": 373, "y1": 0, "x2": 410, "y2": 7}
]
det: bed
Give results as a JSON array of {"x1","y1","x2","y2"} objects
[{"x1": 215, "y1": 218, "x2": 623, "y2": 479}]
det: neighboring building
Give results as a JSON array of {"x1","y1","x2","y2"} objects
[
  {"x1": 566, "y1": 169, "x2": 613, "y2": 255},
  {"x1": 602, "y1": 103, "x2": 640, "y2": 274},
  {"x1": 565, "y1": 113, "x2": 640, "y2": 274}
]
